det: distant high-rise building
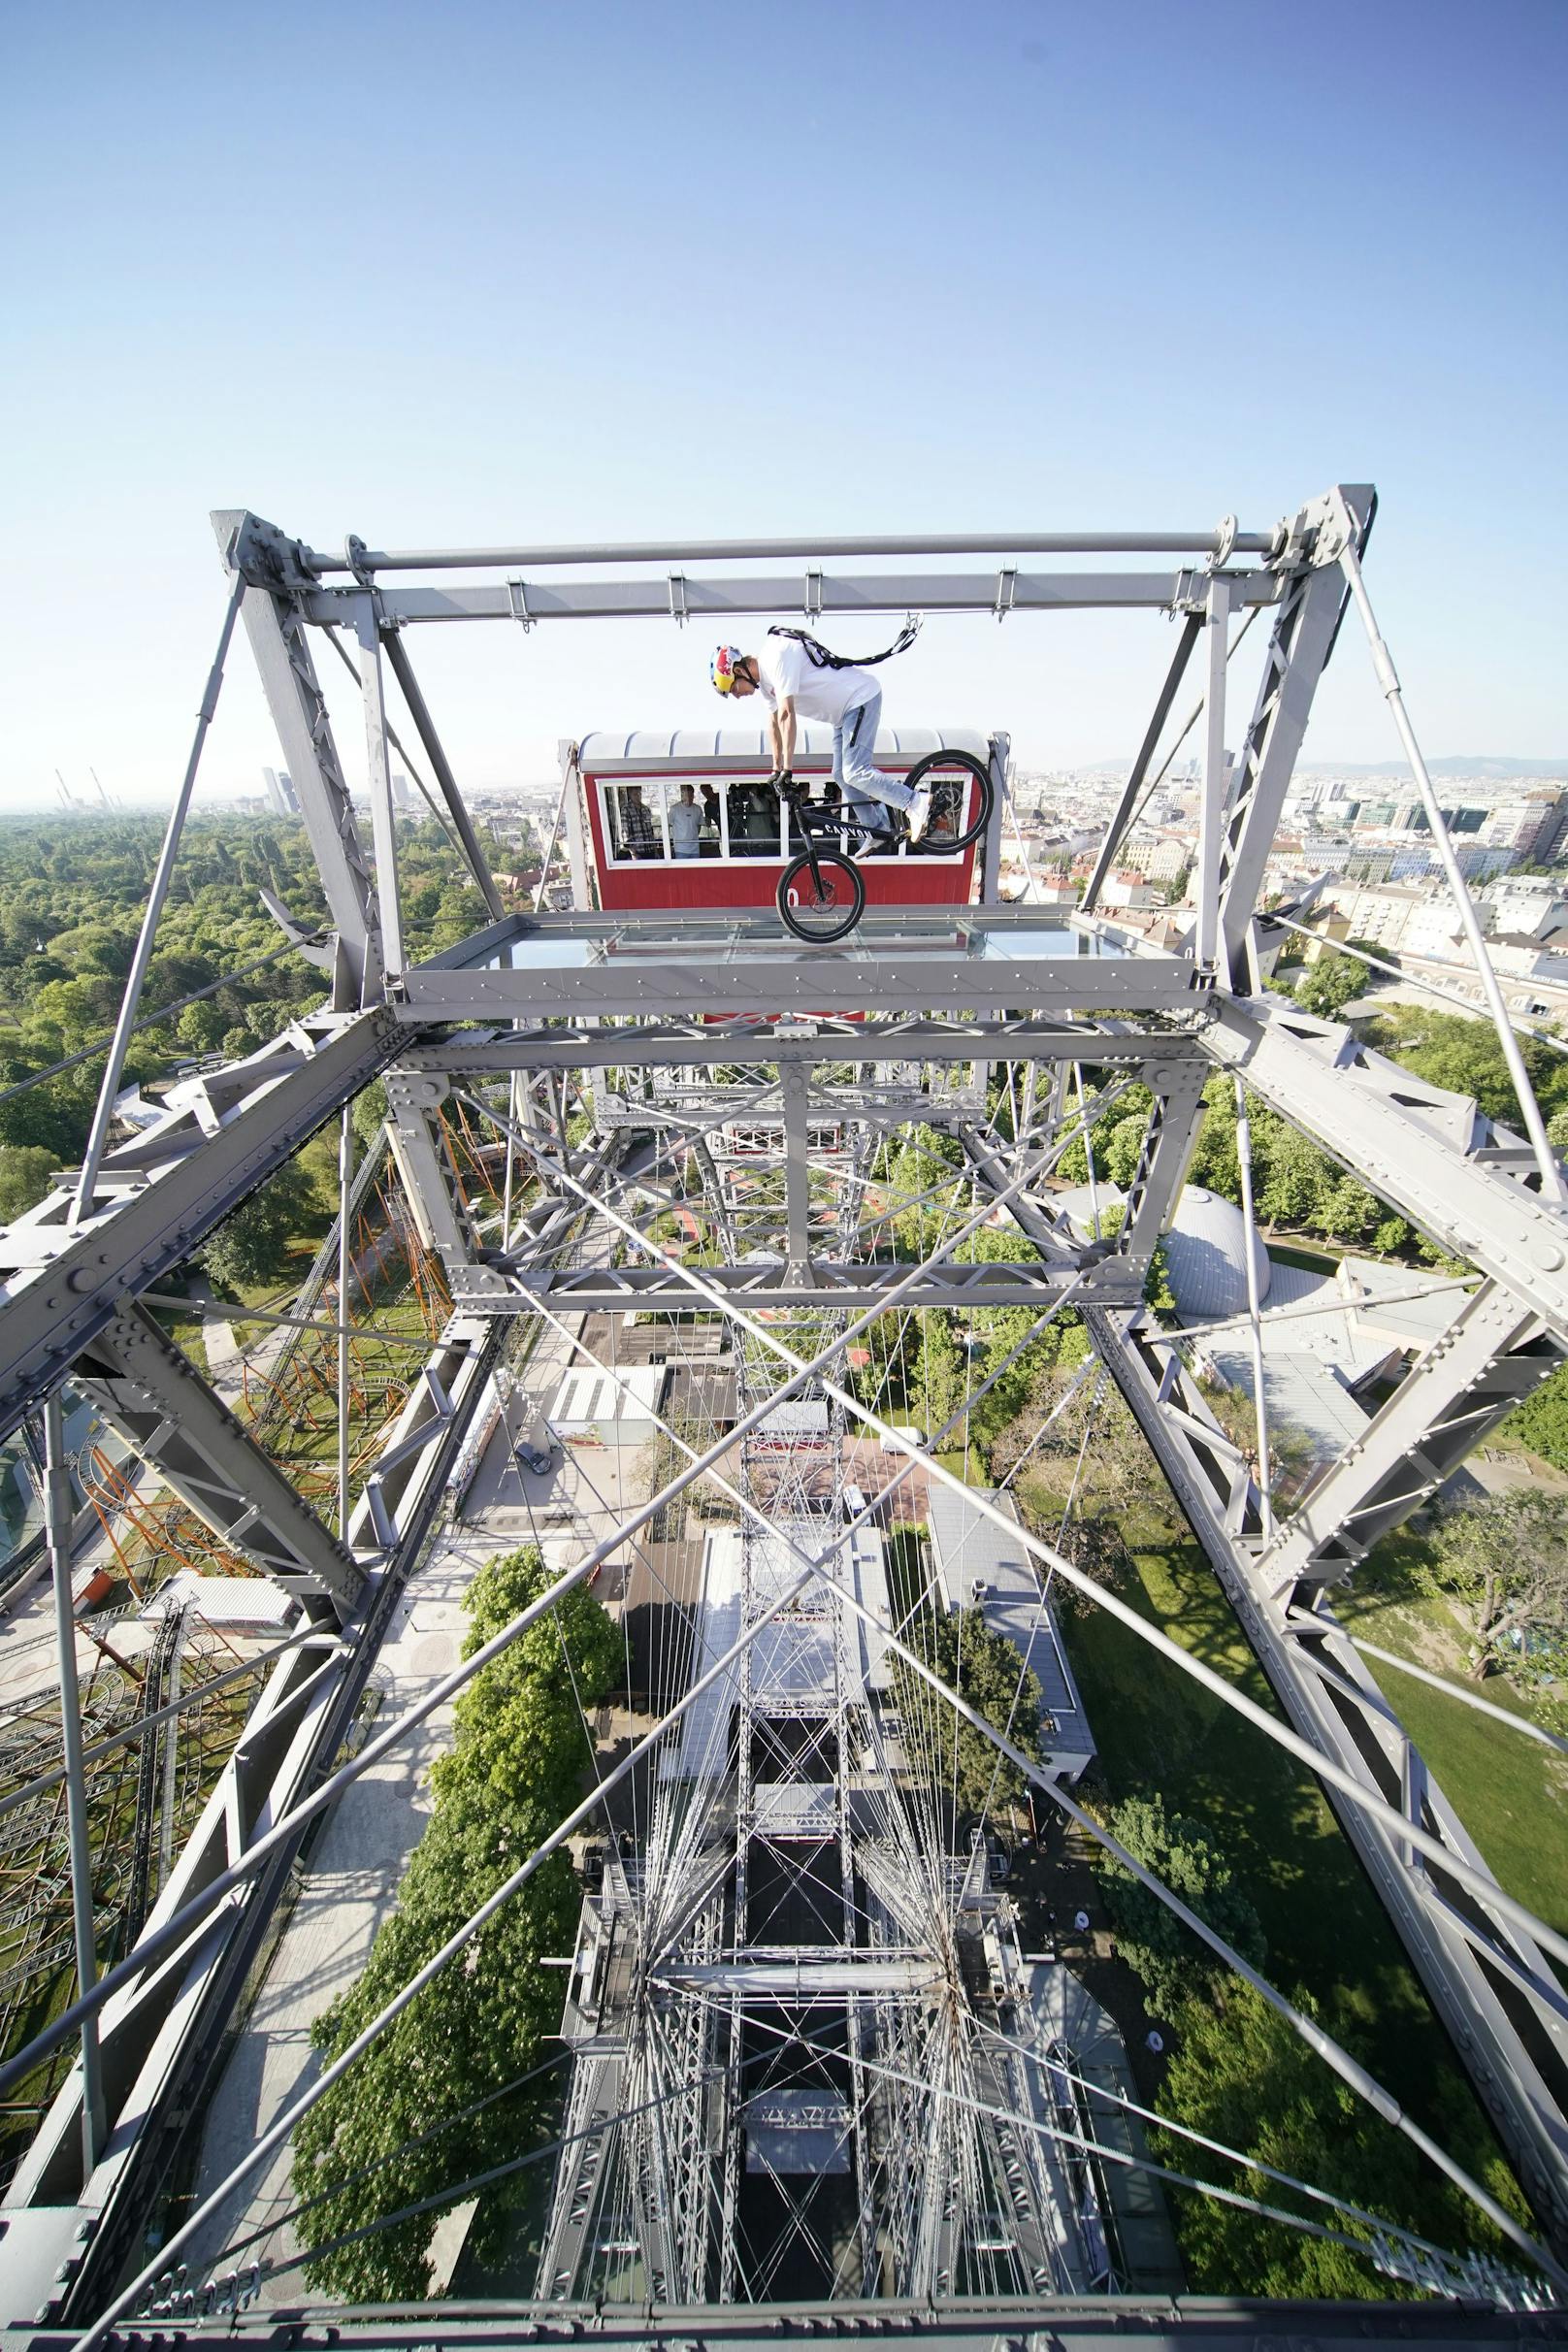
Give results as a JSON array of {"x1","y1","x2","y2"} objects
[
  {"x1": 262, "y1": 768, "x2": 301, "y2": 816},
  {"x1": 392, "y1": 770, "x2": 413, "y2": 811}
]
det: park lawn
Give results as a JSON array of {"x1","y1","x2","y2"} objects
[
  {"x1": 931, "y1": 1445, "x2": 988, "y2": 1488},
  {"x1": 1060, "y1": 1516, "x2": 1532, "y2": 2190},
  {"x1": 1267, "y1": 1241, "x2": 1339, "y2": 1275},
  {"x1": 1334, "y1": 1570, "x2": 1568, "y2": 1941}
]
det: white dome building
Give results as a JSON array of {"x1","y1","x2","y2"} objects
[{"x1": 1161, "y1": 1187, "x2": 1272, "y2": 1320}]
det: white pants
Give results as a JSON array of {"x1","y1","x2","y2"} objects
[{"x1": 833, "y1": 691, "x2": 914, "y2": 828}]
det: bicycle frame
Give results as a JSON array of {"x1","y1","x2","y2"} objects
[{"x1": 784, "y1": 790, "x2": 902, "y2": 867}]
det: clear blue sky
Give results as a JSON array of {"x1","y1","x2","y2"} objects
[{"x1": 4, "y1": 0, "x2": 1564, "y2": 808}]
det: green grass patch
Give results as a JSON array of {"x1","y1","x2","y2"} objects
[
  {"x1": 1062, "y1": 1530, "x2": 1531, "y2": 2184},
  {"x1": 1267, "y1": 1241, "x2": 1339, "y2": 1275},
  {"x1": 1335, "y1": 1576, "x2": 1568, "y2": 1939},
  {"x1": 931, "y1": 1445, "x2": 987, "y2": 1488}
]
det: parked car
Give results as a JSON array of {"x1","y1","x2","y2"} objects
[{"x1": 515, "y1": 1409, "x2": 558, "y2": 1477}]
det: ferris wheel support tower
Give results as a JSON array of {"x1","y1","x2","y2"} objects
[{"x1": 0, "y1": 489, "x2": 1563, "y2": 2338}]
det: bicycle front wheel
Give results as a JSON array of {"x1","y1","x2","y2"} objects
[
  {"x1": 903, "y1": 748, "x2": 994, "y2": 854},
  {"x1": 777, "y1": 851, "x2": 866, "y2": 943}
]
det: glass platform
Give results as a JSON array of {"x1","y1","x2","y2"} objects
[{"x1": 400, "y1": 907, "x2": 1200, "y2": 1023}]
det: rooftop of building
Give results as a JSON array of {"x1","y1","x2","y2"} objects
[{"x1": 925, "y1": 1485, "x2": 1094, "y2": 1760}]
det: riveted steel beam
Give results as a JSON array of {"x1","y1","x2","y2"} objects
[
  {"x1": 72, "y1": 1303, "x2": 364, "y2": 1618},
  {"x1": 0, "y1": 1008, "x2": 401, "y2": 1450},
  {"x1": 1086, "y1": 1305, "x2": 1568, "y2": 2250},
  {"x1": 402, "y1": 1019, "x2": 1208, "y2": 1074},
  {"x1": 1203, "y1": 996, "x2": 1568, "y2": 1342},
  {"x1": 1257, "y1": 1281, "x2": 1560, "y2": 1602},
  {"x1": 452, "y1": 1256, "x2": 1113, "y2": 1316},
  {"x1": 398, "y1": 909, "x2": 1204, "y2": 1026},
  {"x1": 300, "y1": 569, "x2": 1288, "y2": 629},
  {"x1": 964, "y1": 1144, "x2": 1568, "y2": 2246},
  {"x1": 212, "y1": 513, "x2": 382, "y2": 1002}
]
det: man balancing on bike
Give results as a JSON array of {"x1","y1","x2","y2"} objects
[{"x1": 709, "y1": 619, "x2": 931, "y2": 844}]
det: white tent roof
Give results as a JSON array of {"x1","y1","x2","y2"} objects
[{"x1": 548, "y1": 1364, "x2": 667, "y2": 1431}]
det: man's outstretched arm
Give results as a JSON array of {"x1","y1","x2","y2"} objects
[{"x1": 775, "y1": 696, "x2": 797, "y2": 775}]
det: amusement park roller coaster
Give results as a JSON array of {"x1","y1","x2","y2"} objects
[{"x1": 0, "y1": 489, "x2": 1563, "y2": 2344}]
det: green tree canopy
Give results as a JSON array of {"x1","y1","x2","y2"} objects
[
  {"x1": 1292, "y1": 947, "x2": 1371, "y2": 1019},
  {"x1": 890, "y1": 1600, "x2": 1043, "y2": 1822},
  {"x1": 1362, "y1": 1003, "x2": 1568, "y2": 1130},
  {"x1": 291, "y1": 1546, "x2": 621, "y2": 2301},
  {"x1": 1095, "y1": 1791, "x2": 1266, "y2": 2022},
  {"x1": 199, "y1": 1160, "x2": 319, "y2": 1290},
  {"x1": 0, "y1": 1145, "x2": 58, "y2": 1222},
  {"x1": 1154, "y1": 1982, "x2": 1523, "y2": 2300},
  {"x1": 1422, "y1": 1489, "x2": 1568, "y2": 1682}
]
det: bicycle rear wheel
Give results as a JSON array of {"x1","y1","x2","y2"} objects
[
  {"x1": 777, "y1": 851, "x2": 866, "y2": 943},
  {"x1": 903, "y1": 748, "x2": 994, "y2": 854}
]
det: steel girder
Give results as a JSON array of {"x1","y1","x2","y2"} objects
[
  {"x1": 1215, "y1": 496, "x2": 1361, "y2": 989},
  {"x1": 212, "y1": 515, "x2": 382, "y2": 1003},
  {"x1": 468, "y1": 1256, "x2": 1116, "y2": 1316},
  {"x1": 71, "y1": 1303, "x2": 364, "y2": 1620},
  {"x1": 404, "y1": 1020, "x2": 1212, "y2": 1074},
  {"x1": 964, "y1": 1059, "x2": 1211, "y2": 1291},
  {"x1": 397, "y1": 909, "x2": 1206, "y2": 1025},
  {"x1": 1256, "y1": 1281, "x2": 1558, "y2": 1602},
  {"x1": 297, "y1": 569, "x2": 1289, "y2": 630},
  {"x1": 1080, "y1": 1306, "x2": 1568, "y2": 2250},
  {"x1": 381, "y1": 1064, "x2": 499, "y2": 1285},
  {"x1": 1201, "y1": 996, "x2": 1568, "y2": 1343},
  {"x1": 10, "y1": 1316, "x2": 503, "y2": 2322},
  {"x1": 593, "y1": 1083, "x2": 988, "y2": 1128},
  {"x1": 0, "y1": 1008, "x2": 401, "y2": 1450},
  {"x1": 954, "y1": 1138, "x2": 1568, "y2": 2245},
  {"x1": 29, "y1": 2301, "x2": 1554, "y2": 2351}
]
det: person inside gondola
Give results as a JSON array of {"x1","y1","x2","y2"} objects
[
  {"x1": 669, "y1": 783, "x2": 703, "y2": 860},
  {"x1": 612, "y1": 781, "x2": 659, "y2": 860},
  {"x1": 728, "y1": 776, "x2": 777, "y2": 857}
]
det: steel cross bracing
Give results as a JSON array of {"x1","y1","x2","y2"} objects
[
  {"x1": 534, "y1": 1126, "x2": 1109, "y2": 2303},
  {"x1": 1082, "y1": 1305, "x2": 1568, "y2": 2246},
  {"x1": 1, "y1": 486, "x2": 1566, "y2": 2336},
  {"x1": 0, "y1": 1096, "x2": 590, "y2": 2310},
  {"x1": 70, "y1": 1303, "x2": 363, "y2": 1620},
  {"x1": 0, "y1": 1006, "x2": 402, "y2": 1449},
  {"x1": 7, "y1": 1314, "x2": 506, "y2": 2313},
  {"x1": 43, "y1": 2303, "x2": 1565, "y2": 2352},
  {"x1": 952, "y1": 1123, "x2": 1568, "y2": 2242}
]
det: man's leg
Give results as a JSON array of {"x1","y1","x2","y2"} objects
[
  {"x1": 833, "y1": 716, "x2": 873, "y2": 841},
  {"x1": 840, "y1": 693, "x2": 915, "y2": 818}
]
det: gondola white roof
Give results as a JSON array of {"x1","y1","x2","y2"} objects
[{"x1": 576, "y1": 726, "x2": 991, "y2": 769}]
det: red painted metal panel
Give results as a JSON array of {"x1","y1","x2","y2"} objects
[{"x1": 581, "y1": 755, "x2": 980, "y2": 917}]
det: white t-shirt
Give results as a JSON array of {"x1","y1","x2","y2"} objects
[
  {"x1": 669, "y1": 797, "x2": 702, "y2": 856},
  {"x1": 756, "y1": 635, "x2": 876, "y2": 727}
]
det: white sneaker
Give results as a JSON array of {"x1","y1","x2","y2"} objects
[{"x1": 905, "y1": 785, "x2": 932, "y2": 844}]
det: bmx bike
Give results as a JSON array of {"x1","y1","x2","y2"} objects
[{"x1": 773, "y1": 749, "x2": 994, "y2": 944}]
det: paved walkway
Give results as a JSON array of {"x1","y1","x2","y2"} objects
[
  {"x1": 179, "y1": 1517, "x2": 496, "y2": 2296},
  {"x1": 179, "y1": 1313, "x2": 597, "y2": 2298}
]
